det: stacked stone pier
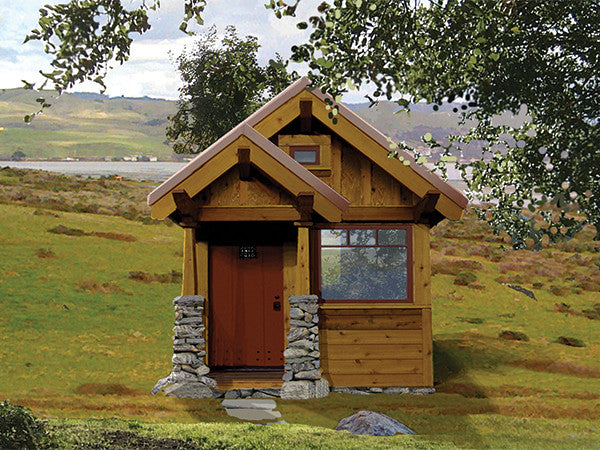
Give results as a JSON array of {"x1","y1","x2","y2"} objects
[
  {"x1": 152, "y1": 295, "x2": 217, "y2": 398},
  {"x1": 280, "y1": 295, "x2": 329, "y2": 399}
]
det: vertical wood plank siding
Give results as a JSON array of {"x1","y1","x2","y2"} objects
[{"x1": 319, "y1": 308, "x2": 432, "y2": 387}]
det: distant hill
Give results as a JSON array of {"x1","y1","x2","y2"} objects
[
  {"x1": 0, "y1": 88, "x2": 470, "y2": 160},
  {"x1": 0, "y1": 89, "x2": 178, "y2": 160}
]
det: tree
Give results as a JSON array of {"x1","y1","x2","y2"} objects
[
  {"x1": 21, "y1": 0, "x2": 207, "y2": 121},
  {"x1": 166, "y1": 26, "x2": 296, "y2": 154},
  {"x1": 286, "y1": 0, "x2": 600, "y2": 248},
  {"x1": 24, "y1": 0, "x2": 600, "y2": 247}
]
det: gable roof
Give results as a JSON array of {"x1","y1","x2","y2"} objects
[
  {"x1": 148, "y1": 77, "x2": 468, "y2": 221},
  {"x1": 148, "y1": 122, "x2": 350, "y2": 222}
]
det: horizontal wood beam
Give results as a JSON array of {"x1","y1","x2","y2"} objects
[
  {"x1": 193, "y1": 206, "x2": 301, "y2": 221},
  {"x1": 172, "y1": 190, "x2": 198, "y2": 226},
  {"x1": 413, "y1": 190, "x2": 441, "y2": 224},
  {"x1": 341, "y1": 206, "x2": 414, "y2": 222}
]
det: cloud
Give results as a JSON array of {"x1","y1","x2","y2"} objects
[{"x1": 0, "y1": 0, "x2": 369, "y2": 104}]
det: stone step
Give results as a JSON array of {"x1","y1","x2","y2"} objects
[
  {"x1": 221, "y1": 399, "x2": 277, "y2": 410},
  {"x1": 225, "y1": 409, "x2": 282, "y2": 421}
]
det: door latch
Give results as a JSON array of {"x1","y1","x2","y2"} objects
[{"x1": 273, "y1": 301, "x2": 281, "y2": 311}]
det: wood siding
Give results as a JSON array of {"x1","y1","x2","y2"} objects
[
  {"x1": 339, "y1": 142, "x2": 417, "y2": 208},
  {"x1": 319, "y1": 308, "x2": 432, "y2": 387},
  {"x1": 195, "y1": 168, "x2": 295, "y2": 207}
]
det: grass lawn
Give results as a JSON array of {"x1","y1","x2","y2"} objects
[{"x1": 0, "y1": 169, "x2": 599, "y2": 448}]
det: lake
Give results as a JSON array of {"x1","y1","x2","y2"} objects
[
  {"x1": 0, "y1": 160, "x2": 466, "y2": 191},
  {"x1": 1, "y1": 161, "x2": 187, "y2": 182}
]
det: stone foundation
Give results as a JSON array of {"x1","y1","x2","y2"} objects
[
  {"x1": 331, "y1": 386, "x2": 435, "y2": 395},
  {"x1": 280, "y1": 295, "x2": 329, "y2": 399},
  {"x1": 152, "y1": 295, "x2": 218, "y2": 398}
]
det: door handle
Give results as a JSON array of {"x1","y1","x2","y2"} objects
[{"x1": 273, "y1": 301, "x2": 281, "y2": 311}]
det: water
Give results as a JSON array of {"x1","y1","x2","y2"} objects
[
  {"x1": 0, "y1": 161, "x2": 187, "y2": 182},
  {"x1": 1, "y1": 160, "x2": 466, "y2": 191}
]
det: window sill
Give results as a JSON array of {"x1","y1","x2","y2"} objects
[{"x1": 319, "y1": 303, "x2": 431, "y2": 310}]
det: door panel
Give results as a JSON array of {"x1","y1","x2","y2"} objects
[{"x1": 209, "y1": 245, "x2": 284, "y2": 367}]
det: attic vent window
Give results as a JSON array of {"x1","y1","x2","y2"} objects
[
  {"x1": 290, "y1": 145, "x2": 320, "y2": 165},
  {"x1": 239, "y1": 245, "x2": 257, "y2": 259}
]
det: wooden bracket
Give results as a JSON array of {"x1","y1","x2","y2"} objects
[
  {"x1": 172, "y1": 189, "x2": 198, "y2": 226},
  {"x1": 413, "y1": 190, "x2": 441, "y2": 224},
  {"x1": 300, "y1": 100, "x2": 312, "y2": 133},
  {"x1": 295, "y1": 191, "x2": 314, "y2": 223},
  {"x1": 238, "y1": 147, "x2": 251, "y2": 181}
]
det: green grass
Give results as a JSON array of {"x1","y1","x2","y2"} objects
[{"x1": 0, "y1": 169, "x2": 599, "y2": 447}]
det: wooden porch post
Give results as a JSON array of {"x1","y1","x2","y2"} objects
[
  {"x1": 296, "y1": 226, "x2": 311, "y2": 294},
  {"x1": 181, "y1": 227, "x2": 197, "y2": 295}
]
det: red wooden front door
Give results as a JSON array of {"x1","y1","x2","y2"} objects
[{"x1": 209, "y1": 245, "x2": 284, "y2": 367}]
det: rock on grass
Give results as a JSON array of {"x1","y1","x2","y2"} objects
[
  {"x1": 499, "y1": 330, "x2": 529, "y2": 341},
  {"x1": 336, "y1": 410, "x2": 415, "y2": 436}
]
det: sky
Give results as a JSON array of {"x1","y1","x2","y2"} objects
[{"x1": 0, "y1": 0, "x2": 370, "y2": 103}]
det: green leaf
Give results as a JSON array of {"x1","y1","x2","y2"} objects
[
  {"x1": 297, "y1": 22, "x2": 308, "y2": 30},
  {"x1": 423, "y1": 132, "x2": 432, "y2": 141},
  {"x1": 489, "y1": 52, "x2": 500, "y2": 61}
]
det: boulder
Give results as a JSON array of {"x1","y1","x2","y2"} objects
[
  {"x1": 280, "y1": 380, "x2": 315, "y2": 399},
  {"x1": 289, "y1": 294, "x2": 319, "y2": 305},
  {"x1": 289, "y1": 307, "x2": 304, "y2": 319},
  {"x1": 336, "y1": 410, "x2": 415, "y2": 436},
  {"x1": 173, "y1": 295, "x2": 205, "y2": 307},
  {"x1": 294, "y1": 369, "x2": 321, "y2": 380},
  {"x1": 164, "y1": 382, "x2": 215, "y2": 398},
  {"x1": 314, "y1": 378, "x2": 329, "y2": 398},
  {"x1": 284, "y1": 347, "x2": 310, "y2": 359},
  {"x1": 287, "y1": 327, "x2": 309, "y2": 342}
]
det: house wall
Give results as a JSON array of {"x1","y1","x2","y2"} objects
[{"x1": 316, "y1": 223, "x2": 433, "y2": 387}]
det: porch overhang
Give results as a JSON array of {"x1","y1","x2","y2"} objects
[{"x1": 148, "y1": 123, "x2": 349, "y2": 223}]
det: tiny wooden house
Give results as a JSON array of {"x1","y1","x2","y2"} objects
[{"x1": 148, "y1": 77, "x2": 467, "y2": 393}]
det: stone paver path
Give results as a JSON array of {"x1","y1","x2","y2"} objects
[{"x1": 221, "y1": 399, "x2": 286, "y2": 423}]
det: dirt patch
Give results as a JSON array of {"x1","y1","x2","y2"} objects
[
  {"x1": 48, "y1": 225, "x2": 86, "y2": 236},
  {"x1": 509, "y1": 360, "x2": 600, "y2": 378},
  {"x1": 556, "y1": 336, "x2": 586, "y2": 347},
  {"x1": 89, "y1": 231, "x2": 137, "y2": 242},
  {"x1": 432, "y1": 258, "x2": 483, "y2": 276},
  {"x1": 97, "y1": 430, "x2": 204, "y2": 450},
  {"x1": 35, "y1": 248, "x2": 56, "y2": 259},
  {"x1": 48, "y1": 225, "x2": 136, "y2": 242},
  {"x1": 128, "y1": 270, "x2": 182, "y2": 284},
  {"x1": 499, "y1": 330, "x2": 529, "y2": 341},
  {"x1": 77, "y1": 281, "x2": 124, "y2": 293},
  {"x1": 439, "y1": 383, "x2": 600, "y2": 400},
  {"x1": 74, "y1": 384, "x2": 140, "y2": 396}
]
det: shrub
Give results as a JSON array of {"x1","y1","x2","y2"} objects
[
  {"x1": 554, "y1": 302, "x2": 571, "y2": 313},
  {"x1": 47, "y1": 225, "x2": 85, "y2": 236},
  {"x1": 432, "y1": 258, "x2": 483, "y2": 276},
  {"x1": 499, "y1": 330, "x2": 529, "y2": 341},
  {"x1": 582, "y1": 303, "x2": 600, "y2": 320},
  {"x1": 556, "y1": 336, "x2": 586, "y2": 347},
  {"x1": 549, "y1": 284, "x2": 567, "y2": 296},
  {"x1": 0, "y1": 400, "x2": 48, "y2": 449},
  {"x1": 454, "y1": 270, "x2": 477, "y2": 286},
  {"x1": 35, "y1": 248, "x2": 56, "y2": 258}
]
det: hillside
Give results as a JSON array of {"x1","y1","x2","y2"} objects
[
  {"x1": 0, "y1": 168, "x2": 598, "y2": 447},
  {"x1": 0, "y1": 88, "x2": 469, "y2": 160},
  {"x1": 0, "y1": 89, "x2": 177, "y2": 160}
]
